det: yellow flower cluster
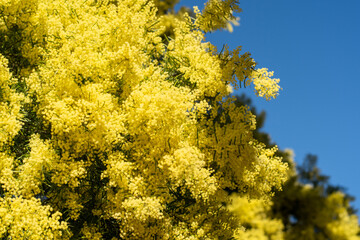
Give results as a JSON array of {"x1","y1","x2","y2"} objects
[
  {"x1": 0, "y1": 55, "x2": 24, "y2": 147},
  {"x1": 229, "y1": 195, "x2": 284, "y2": 240},
  {"x1": 322, "y1": 192, "x2": 360, "y2": 239},
  {"x1": 166, "y1": 14, "x2": 226, "y2": 98},
  {"x1": 195, "y1": 0, "x2": 242, "y2": 32},
  {"x1": 0, "y1": 0, "x2": 289, "y2": 238},
  {"x1": 249, "y1": 68, "x2": 281, "y2": 101},
  {"x1": 0, "y1": 196, "x2": 69, "y2": 239},
  {"x1": 0, "y1": 55, "x2": 68, "y2": 238}
]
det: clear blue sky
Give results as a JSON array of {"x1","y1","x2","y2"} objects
[{"x1": 178, "y1": 0, "x2": 360, "y2": 211}]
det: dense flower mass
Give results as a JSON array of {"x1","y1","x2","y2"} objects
[{"x1": 0, "y1": 0, "x2": 357, "y2": 239}]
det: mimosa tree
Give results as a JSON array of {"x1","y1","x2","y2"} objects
[{"x1": 0, "y1": 0, "x2": 287, "y2": 239}]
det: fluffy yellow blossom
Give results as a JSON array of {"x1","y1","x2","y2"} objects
[
  {"x1": 249, "y1": 68, "x2": 281, "y2": 101},
  {"x1": 0, "y1": 197, "x2": 69, "y2": 239},
  {"x1": 322, "y1": 192, "x2": 360, "y2": 239},
  {"x1": 18, "y1": 134, "x2": 56, "y2": 197},
  {"x1": 161, "y1": 145, "x2": 217, "y2": 200},
  {"x1": 0, "y1": 54, "x2": 25, "y2": 147},
  {"x1": 229, "y1": 195, "x2": 284, "y2": 240},
  {"x1": 0, "y1": 0, "x2": 289, "y2": 238},
  {"x1": 195, "y1": 0, "x2": 242, "y2": 32}
]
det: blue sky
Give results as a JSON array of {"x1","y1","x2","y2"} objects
[{"x1": 178, "y1": 0, "x2": 360, "y2": 211}]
